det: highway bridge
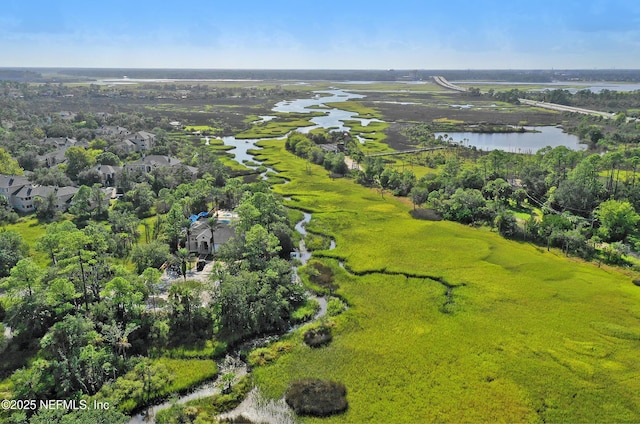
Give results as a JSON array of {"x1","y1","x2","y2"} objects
[
  {"x1": 432, "y1": 76, "x2": 468, "y2": 92},
  {"x1": 518, "y1": 98, "x2": 615, "y2": 119},
  {"x1": 433, "y1": 76, "x2": 618, "y2": 120}
]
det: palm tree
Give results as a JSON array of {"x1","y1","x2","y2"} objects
[
  {"x1": 102, "y1": 322, "x2": 140, "y2": 357},
  {"x1": 175, "y1": 248, "x2": 192, "y2": 280},
  {"x1": 206, "y1": 215, "x2": 222, "y2": 255}
]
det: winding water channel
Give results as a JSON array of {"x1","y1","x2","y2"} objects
[{"x1": 131, "y1": 87, "x2": 585, "y2": 422}]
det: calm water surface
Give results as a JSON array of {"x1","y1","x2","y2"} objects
[{"x1": 436, "y1": 126, "x2": 586, "y2": 153}]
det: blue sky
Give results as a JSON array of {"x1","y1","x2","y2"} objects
[{"x1": 1, "y1": 0, "x2": 640, "y2": 69}]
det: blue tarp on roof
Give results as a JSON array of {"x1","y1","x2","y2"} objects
[{"x1": 189, "y1": 211, "x2": 209, "y2": 224}]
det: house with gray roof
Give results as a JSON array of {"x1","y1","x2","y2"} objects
[
  {"x1": 186, "y1": 214, "x2": 237, "y2": 255},
  {"x1": 11, "y1": 185, "x2": 78, "y2": 213},
  {"x1": 126, "y1": 131, "x2": 155, "y2": 152},
  {"x1": 0, "y1": 175, "x2": 30, "y2": 207},
  {"x1": 97, "y1": 126, "x2": 131, "y2": 138},
  {"x1": 91, "y1": 164, "x2": 122, "y2": 186},
  {"x1": 38, "y1": 147, "x2": 69, "y2": 167}
]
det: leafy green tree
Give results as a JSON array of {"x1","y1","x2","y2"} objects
[
  {"x1": 125, "y1": 182, "x2": 155, "y2": 218},
  {"x1": 494, "y1": 210, "x2": 518, "y2": 237},
  {"x1": 30, "y1": 405, "x2": 128, "y2": 424},
  {"x1": 242, "y1": 224, "x2": 281, "y2": 271},
  {"x1": 70, "y1": 185, "x2": 93, "y2": 221},
  {"x1": 8, "y1": 258, "x2": 43, "y2": 298},
  {"x1": 482, "y1": 178, "x2": 512, "y2": 204},
  {"x1": 206, "y1": 215, "x2": 222, "y2": 254},
  {"x1": 168, "y1": 282, "x2": 203, "y2": 334},
  {"x1": 235, "y1": 191, "x2": 287, "y2": 233},
  {"x1": 31, "y1": 167, "x2": 73, "y2": 187},
  {"x1": 0, "y1": 147, "x2": 24, "y2": 175},
  {"x1": 91, "y1": 183, "x2": 108, "y2": 219},
  {"x1": 0, "y1": 230, "x2": 28, "y2": 277},
  {"x1": 95, "y1": 151, "x2": 121, "y2": 166},
  {"x1": 35, "y1": 220, "x2": 79, "y2": 265},
  {"x1": 538, "y1": 213, "x2": 572, "y2": 251},
  {"x1": 38, "y1": 314, "x2": 116, "y2": 397},
  {"x1": 437, "y1": 188, "x2": 491, "y2": 224},
  {"x1": 554, "y1": 154, "x2": 604, "y2": 216},
  {"x1": 45, "y1": 278, "x2": 80, "y2": 315},
  {"x1": 102, "y1": 276, "x2": 144, "y2": 324},
  {"x1": 131, "y1": 241, "x2": 170, "y2": 274},
  {"x1": 56, "y1": 230, "x2": 95, "y2": 311},
  {"x1": 0, "y1": 195, "x2": 18, "y2": 224},
  {"x1": 595, "y1": 200, "x2": 640, "y2": 242},
  {"x1": 108, "y1": 210, "x2": 140, "y2": 257},
  {"x1": 34, "y1": 190, "x2": 59, "y2": 221},
  {"x1": 65, "y1": 146, "x2": 94, "y2": 180},
  {"x1": 164, "y1": 203, "x2": 189, "y2": 251},
  {"x1": 141, "y1": 267, "x2": 162, "y2": 310},
  {"x1": 409, "y1": 186, "x2": 430, "y2": 210}
]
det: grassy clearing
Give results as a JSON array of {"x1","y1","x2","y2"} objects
[
  {"x1": 185, "y1": 125, "x2": 221, "y2": 133},
  {"x1": 162, "y1": 340, "x2": 228, "y2": 360},
  {"x1": 3, "y1": 217, "x2": 52, "y2": 266},
  {"x1": 249, "y1": 138, "x2": 640, "y2": 422},
  {"x1": 154, "y1": 358, "x2": 218, "y2": 395}
]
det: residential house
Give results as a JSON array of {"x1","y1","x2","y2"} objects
[
  {"x1": 115, "y1": 139, "x2": 137, "y2": 154},
  {"x1": 11, "y1": 185, "x2": 78, "y2": 213},
  {"x1": 43, "y1": 137, "x2": 78, "y2": 148},
  {"x1": 0, "y1": 175, "x2": 30, "y2": 207},
  {"x1": 186, "y1": 211, "x2": 238, "y2": 255},
  {"x1": 38, "y1": 137, "x2": 88, "y2": 167},
  {"x1": 38, "y1": 147, "x2": 69, "y2": 167},
  {"x1": 91, "y1": 164, "x2": 122, "y2": 186},
  {"x1": 97, "y1": 126, "x2": 131, "y2": 138},
  {"x1": 126, "y1": 131, "x2": 156, "y2": 152}
]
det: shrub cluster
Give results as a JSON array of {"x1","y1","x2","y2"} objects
[
  {"x1": 248, "y1": 341, "x2": 293, "y2": 367},
  {"x1": 285, "y1": 379, "x2": 348, "y2": 417},
  {"x1": 303, "y1": 325, "x2": 333, "y2": 348}
]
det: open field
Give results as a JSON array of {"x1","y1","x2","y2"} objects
[{"x1": 249, "y1": 139, "x2": 640, "y2": 422}]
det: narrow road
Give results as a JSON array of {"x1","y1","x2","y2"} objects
[{"x1": 518, "y1": 98, "x2": 615, "y2": 119}]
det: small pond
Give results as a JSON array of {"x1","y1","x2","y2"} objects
[{"x1": 435, "y1": 126, "x2": 586, "y2": 153}]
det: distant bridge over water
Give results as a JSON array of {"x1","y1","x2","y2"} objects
[
  {"x1": 432, "y1": 76, "x2": 468, "y2": 92},
  {"x1": 433, "y1": 76, "x2": 618, "y2": 120}
]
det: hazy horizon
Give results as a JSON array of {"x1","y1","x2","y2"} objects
[{"x1": 2, "y1": 0, "x2": 640, "y2": 70}]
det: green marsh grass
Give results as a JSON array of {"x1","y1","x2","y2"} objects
[
  {"x1": 249, "y1": 138, "x2": 640, "y2": 422},
  {"x1": 323, "y1": 101, "x2": 383, "y2": 119},
  {"x1": 153, "y1": 358, "x2": 218, "y2": 395},
  {"x1": 3, "y1": 217, "x2": 55, "y2": 266}
]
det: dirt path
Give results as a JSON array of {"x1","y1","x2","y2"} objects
[{"x1": 344, "y1": 156, "x2": 362, "y2": 171}]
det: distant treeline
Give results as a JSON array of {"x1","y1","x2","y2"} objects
[
  {"x1": 439, "y1": 69, "x2": 640, "y2": 83},
  {"x1": 2, "y1": 68, "x2": 640, "y2": 83},
  {"x1": 0, "y1": 69, "x2": 44, "y2": 82}
]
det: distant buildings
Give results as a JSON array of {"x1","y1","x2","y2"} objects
[
  {"x1": 37, "y1": 137, "x2": 88, "y2": 167},
  {"x1": 123, "y1": 155, "x2": 197, "y2": 176}
]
